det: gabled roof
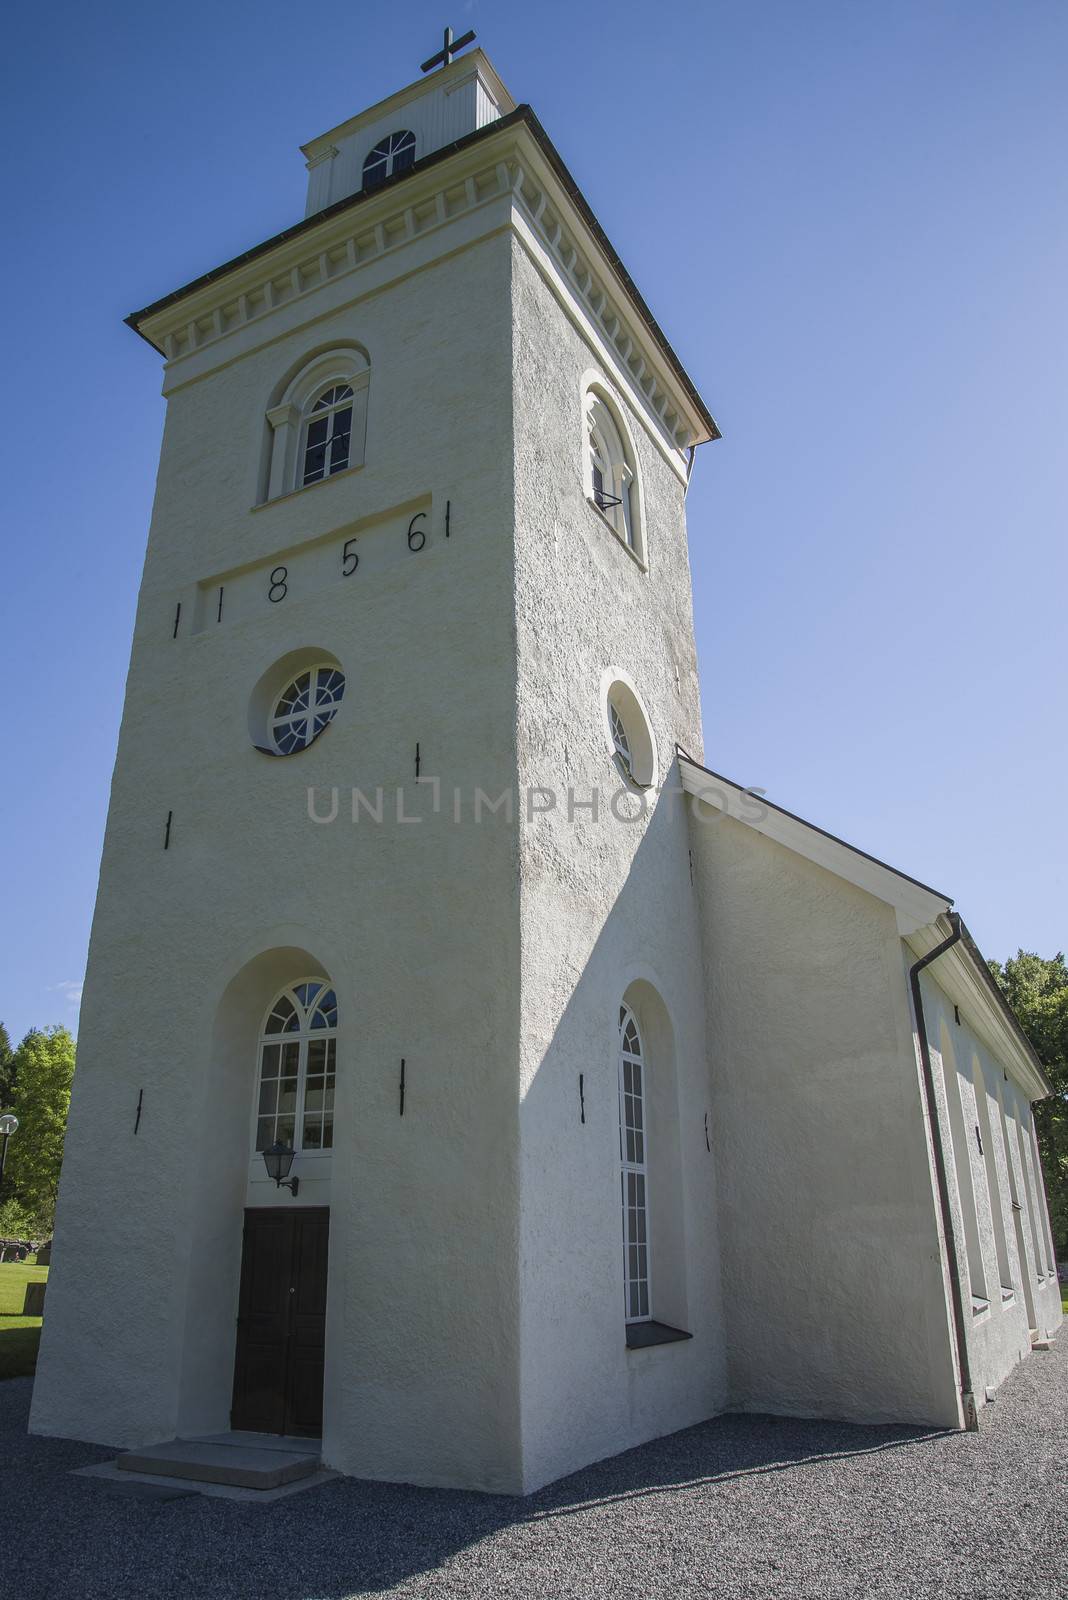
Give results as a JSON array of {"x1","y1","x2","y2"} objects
[
  {"x1": 677, "y1": 748, "x2": 1052, "y2": 1099},
  {"x1": 677, "y1": 748, "x2": 952, "y2": 936}
]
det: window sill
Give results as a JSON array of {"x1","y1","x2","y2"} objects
[
  {"x1": 253, "y1": 460, "x2": 365, "y2": 512},
  {"x1": 971, "y1": 1296, "x2": 990, "y2": 1317},
  {"x1": 586, "y1": 498, "x2": 647, "y2": 572},
  {"x1": 625, "y1": 1320, "x2": 692, "y2": 1350}
]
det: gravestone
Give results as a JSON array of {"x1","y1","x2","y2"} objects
[{"x1": 23, "y1": 1281, "x2": 46, "y2": 1317}]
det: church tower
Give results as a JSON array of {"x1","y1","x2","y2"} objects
[{"x1": 30, "y1": 40, "x2": 723, "y2": 1493}]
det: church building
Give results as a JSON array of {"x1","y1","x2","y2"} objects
[{"x1": 30, "y1": 40, "x2": 1061, "y2": 1495}]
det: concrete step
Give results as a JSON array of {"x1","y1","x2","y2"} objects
[{"x1": 117, "y1": 1438, "x2": 319, "y2": 1490}]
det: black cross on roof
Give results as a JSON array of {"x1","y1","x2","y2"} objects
[{"x1": 421, "y1": 25, "x2": 477, "y2": 74}]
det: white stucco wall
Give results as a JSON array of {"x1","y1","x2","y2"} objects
[
  {"x1": 510, "y1": 240, "x2": 726, "y2": 1493},
  {"x1": 31, "y1": 101, "x2": 720, "y2": 1495},
  {"x1": 31, "y1": 225, "x2": 530, "y2": 1492},
  {"x1": 35, "y1": 87, "x2": 1056, "y2": 1495},
  {"x1": 918, "y1": 970, "x2": 1063, "y2": 1402},
  {"x1": 689, "y1": 808, "x2": 963, "y2": 1429}
]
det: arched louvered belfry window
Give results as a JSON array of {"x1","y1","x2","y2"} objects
[
  {"x1": 363, "y1": 130, "x2": 416, "y2": 189},
  {"x1": 254, "y1": 982, "x2": 338, "y2": 1155},
  {"x1": 618, "y1": 1003, "x2": 650, "y2": 1321}
]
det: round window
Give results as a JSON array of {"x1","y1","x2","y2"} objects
[
  {"x1": 270, "y1": 665, "x2": 345, "y2": 755},
  {"x1": 601, "y1": 672, "x2": 658, "y2": 789},
  {"x1": 609, "y1": 699, "x2": 634, "y2": 783}
]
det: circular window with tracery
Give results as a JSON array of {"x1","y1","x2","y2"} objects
[
  {"x1": 601, "y1": 671, "x2": 658, "y2": 790},
  {"x1": 270, "y1": 664, "x2": 345, "y2": 755},
  {"x1": 609, "y1": 700, "x2": 633, "y2": 783}
]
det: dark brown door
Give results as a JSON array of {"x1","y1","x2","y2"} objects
[{"x1": 231, "y1": 1207, "x2": 329, "y2": 1437}]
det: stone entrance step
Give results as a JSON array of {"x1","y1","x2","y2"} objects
[{"x1": 117, "y1": 1434, "x2": 320, "y2": 1491}]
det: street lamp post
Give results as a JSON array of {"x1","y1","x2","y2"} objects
[{"x1": 0, "y1": 1113, "x2": 18, "y2": 1191}]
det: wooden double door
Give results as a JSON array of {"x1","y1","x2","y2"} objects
[{"x1": 231, "y1": 1207, "x2": 329, "y2": 1437}]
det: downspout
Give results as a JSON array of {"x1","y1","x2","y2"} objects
[{"x1": 908, "y1": 911, "x2": 979, "y2": 1431}]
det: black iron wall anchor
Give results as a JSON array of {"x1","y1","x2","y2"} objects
[
  {"x1": 163, "y1": 811, "x2": 173, "y2": 850},
  {"x1": 134, "y1": 1088, "x2": 143, "y2": 1135},
  {"x1": 445, "y1": 499, "x2": 451, "y2": 538},
  {"x1": 579, "y1": 1073, "x2": 585, "y2": 1125},
  {"x1": 217, "y1": 585, "x2": 224, "y2": 623},
  {"x1": 975, "y1": 1124, "x2": 983, "y2": 1155},
  {"x1": 172, "y1": 601, "x2": 181, "y2": 638},
  {"x1": 415, "y1": 743, "x2": 421, "y2": 779},
  {"x1": 704, "y1": 1112, "x2": 710, "y2": 1153},
  {"x1": 399, "y1": 1059, "x2": 406, "y2": 1116}
]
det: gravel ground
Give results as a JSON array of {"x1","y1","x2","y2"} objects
[{"x1": 2, "y1": 1350, "x2": 1064, "y2": 1600}]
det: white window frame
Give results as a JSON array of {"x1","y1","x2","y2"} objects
[
  {"x1": 269, "y1": 663, "x2": 345, "y2": 756},
  {"x1": 362, "y1": 129, "x2": 417, "y2": 189},
  {"x1": 600, "y1": 670, "x2": 659, "y2": 790},
  {"x1": 300, "y1": 383, "x2": 356, "y2": 487},
  {"x1": 252, "y1": 980, "x2": 338, "y2": 1159},
  {"x1": 263, "y1": 347, "x2": 370, "y2": 503},
  {"x1": 609, "y1": 700, "x2": 634, "y2": 784},
  {"x1": 619, "y1": 1004, "x2": 651, "y2": 1322},
  {"x1": 584, "y1": 386, "x2": 642, "y2": 561}
]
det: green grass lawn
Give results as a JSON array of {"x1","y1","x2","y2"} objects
[{"x1": 0, "y1": 1263, "x2": 48, "y2": 1380}]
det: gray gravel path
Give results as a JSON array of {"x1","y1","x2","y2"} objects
[{"x1": 1, "y1": 1349, "x2": 1064, "y2": 1600}]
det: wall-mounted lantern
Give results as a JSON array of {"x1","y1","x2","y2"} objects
[{"x1": 262, "y1": 1141, "x2": 299, "y2": 1196}]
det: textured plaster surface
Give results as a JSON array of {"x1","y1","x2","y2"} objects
[
  {"x1": 919, "y1": 968, "x2": 1063, "y2": 1402},
  {"x1": 31, "y1": 227, "x2": 527, "y2": 1492},
  {"x1": 30, "y1": 136, "x2": 1063, "y2": 1498},
  {"x1": 690, "y1": 809, "x2": 964, "y2": 1428},
  {"x1": 510, "y1": 238, "x2": 725, "y2": 1492}
]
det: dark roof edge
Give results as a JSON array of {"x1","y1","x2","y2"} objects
[
  {"x1": 124, "y1": 106, "x2": 721, "y2": 439},
  {"x1": 675, "y1": 746, "x2": 954, "y2": 904},
  {"x1": 520, "y1": 110, "x2": 719, "y2": 441},
  {"x1": 956, "y1": 920, "x2": 1053, "y2": 1096},
  {"x1": 676, "y1": 746, "x2": 1053, "y2": 1097},
  {"x1": 125, "y1": 107, "x2": 532, "y2": 341}
]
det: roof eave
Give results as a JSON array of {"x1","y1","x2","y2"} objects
[
  {"x1": 124, "y1": 107, "x2": 719, "y2": 444},
  {"x1": 676, "y1": 749, "x2": 1052, "y2": 1101},
  {"x1": 677, "y1": 749, "x2": 951, "y2": 935}
]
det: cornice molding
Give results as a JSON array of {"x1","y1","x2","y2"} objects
[
  {"x1": 906, "y1": 919, "x2": 1052, "y2": 1103},
  {"x1": 129, "y1": 113, "x2": 717, "y2": 455}
]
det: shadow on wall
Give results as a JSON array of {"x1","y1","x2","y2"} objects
[
  {"x1": 14, "y1": 1378, "x2": 949, "y2": 1600},
  {"x1": 512, "y1": 761, "x2": 718, "y2": 1484}
]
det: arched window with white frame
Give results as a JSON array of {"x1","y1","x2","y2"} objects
[
  {"x1": 585, "y1": 386, "x2": 642, "y2": 559},
  {"x1": 301, "y1": 383, "x2": 355, "y2": 486},
  {"x1": 619, "y1": 1003, "x2": 650, "y2": 1321},
  {"x1": 254, "y1": 981, "x2": 338, "y2": 1155},
  {"x1": 263, "y1": 346, "x2": 370, "y2": 502},
  {"x1": 363, "y1": 129, "x2": 416, "y2": 190}
]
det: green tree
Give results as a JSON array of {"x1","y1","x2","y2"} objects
[
  {"x1": 0, "y1": 1021, "x2": 14, "y2": 1109},
  {"x1": 2, "y1": 1026, "x2": 76, "y2": 1232},
  {"x1": 989, "y1": 951, "x2": 1068, "y2": 1257}
]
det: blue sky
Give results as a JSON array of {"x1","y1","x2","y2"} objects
[{"x1": 1, "y1": 1, "x2": 1065, "y2": 1045}]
